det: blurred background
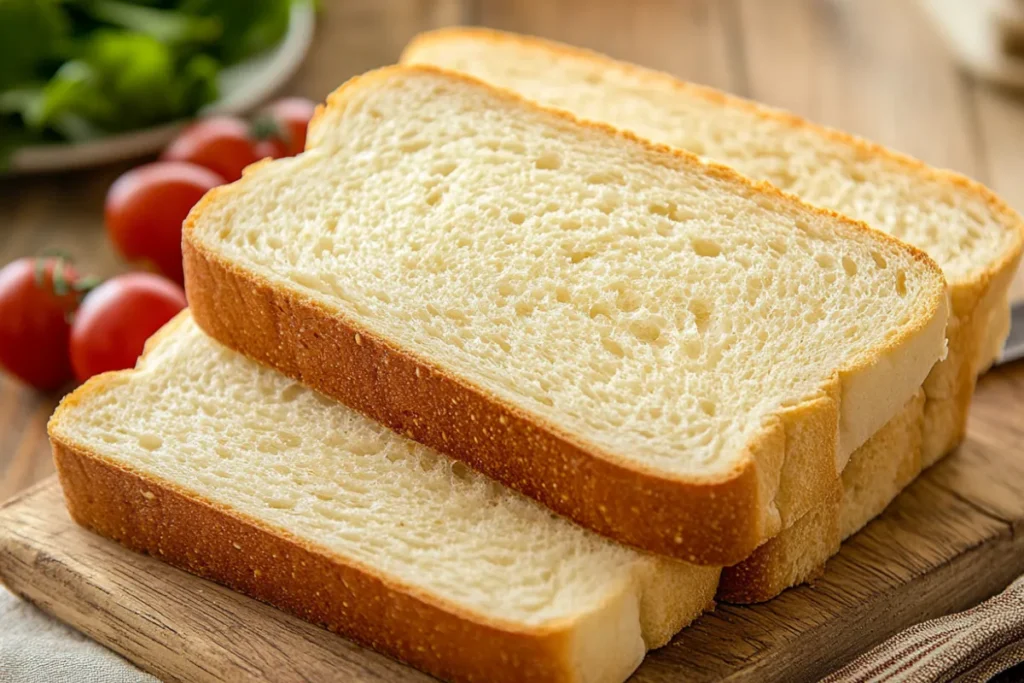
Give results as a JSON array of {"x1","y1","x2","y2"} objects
[{"x1": 2, "y1": 0, "x2": 1024, "y2": 500}]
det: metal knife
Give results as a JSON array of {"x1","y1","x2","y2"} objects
[{"x1": 998, "y1": 301, "x2": 1024, "y2": 366}]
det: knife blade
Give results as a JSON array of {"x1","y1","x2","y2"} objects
[{"x1": 998, "y1": 300, "x2": 1024, "y2": 365}]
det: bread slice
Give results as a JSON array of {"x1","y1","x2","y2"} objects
[
  {"x1": 183, "y1": 65, "x2": 948, "y2": 565},
  {"x1": 401, "y1": 28, "x2": 1024, "y2": 467},
  {"x1": 49, "y1": 312, "x2": 719, "y2": 683}
]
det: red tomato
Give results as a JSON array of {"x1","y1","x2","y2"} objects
[
  {"x1": 105, "y1": 162, "x2": 224, "y2": 284},
  {"x1": 251, "y1": 136, "x2": 288, "y2": 160},
  {"x1": 255, "y1": 97, "x2": 317, "y2": 157},
  {"x1": 0, "y1": 257, "x2": 81, "y2": 390},
  {"x1": 70, "y1": 273, "x2": 187, "y2": 383},
  {"x1": 162, "y1": 116, "x2": 261, "y2": 182}
]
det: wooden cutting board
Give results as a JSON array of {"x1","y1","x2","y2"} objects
[{"x1": 2, "y1": 362, "x2": 1024, "y2": 683}]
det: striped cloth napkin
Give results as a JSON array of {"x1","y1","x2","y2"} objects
[{"x1": 822, "y1": 573, "x2": 1024, "y2": 682}]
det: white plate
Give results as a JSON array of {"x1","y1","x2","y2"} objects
[{"x1": 8, "y1": 1, "x2": 316, "y2": 174}]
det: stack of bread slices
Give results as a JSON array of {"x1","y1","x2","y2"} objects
[{"x1": 49, "y1": 29, "x2": 1024, "y2": 683}]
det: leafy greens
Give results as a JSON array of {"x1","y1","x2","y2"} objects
[{"x1": 0, "y1": 0, "x2": 294, "y2": 155}]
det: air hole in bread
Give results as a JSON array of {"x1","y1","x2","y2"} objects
[
  {"x1": 689, "y1": 299, "x2": 712, "y2": 334},
  {"x1": 896, "y1": 270, "x2": 907, "y2": 296},
  {"x1": 138, "y1": 434, "x2": 162, "y2": 451},
  {"x1": 586, "y1": 170, "x2": 624, "y2": 185},
  {"x1": 691, "y1": 238, "x2": 722, "y2": 258},
  {"x1": 315, "y1": 236, "x2": 334, "y2": 255},
  {"x1": 508, "y1": 211, "x2": 526, "y2": 225},
  {"x1": 267, "y1": 497, "x2": 296, "y2": 510},
  {"x1": 568, "y1": 248, "x2": 596, "y2": 264},
  {"x1": 399, "y1": 139, "x2": 429, "y2": 154},
  {"x1": 601, "y1": 338, "x2": 626, "y2": 358},
  {"x1": 514, "y1": 300, "x2": 535, "y2": 317},
  {"x1": 630, "y1": 319, "x2": 663, "y2": 344},
  {"x1": 535, "y1": 152, "x2": 562, "y2": 170},
  {"x1": 842, "y1": 256, "x2": 858, "y2": 276},
  {"x1": 648, "y1": 201, "x2": 676, "y2": 218},
  {"x1": 610, "y1": 283, "x2": 640, "y2": 312},
  {"x1": 432, "y1": 161, "x2": 457, "y2": 176},
  {"x1": 803, "y1": 308, "x2": 825, "y2": 324},
  {"x1": 871, "y1": 251, "x2": 887, "y2": 269},
  {"x1": 815, "y1": 253, "x2": 835, "y2": 269}
]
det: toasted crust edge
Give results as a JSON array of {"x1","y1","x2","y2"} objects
[
  {"x1": 184, "y1": 65, "x2": 947, "y2": 566},
  {"x1": 49, "y1": 439, "x2": 593, "y2": 683}
]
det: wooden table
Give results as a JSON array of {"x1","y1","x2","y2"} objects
[{"x1": 3, "y1": 0, "x2": 1024, "y2": 506}]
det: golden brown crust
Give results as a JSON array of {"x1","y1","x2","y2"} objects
[
  {"x1": 183, "y1": 239, "x2": 763, "y2": 566},
  {"x1": 50, "y1": 438, "x2": 590, "y2": 683},
  {"x1": 716, "y1": 485, "x2": 840, "y2": 604},
  {"x1": 183, "y1": 64, "x2": 948, "y2": 566}
]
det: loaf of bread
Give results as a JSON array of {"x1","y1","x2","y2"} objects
[
  {"x1": 49, "y1": 313, "x2": 719, "y2": 683},
  {"x1": 183, "y1": 65, "x2": 948, "y2": 565}
]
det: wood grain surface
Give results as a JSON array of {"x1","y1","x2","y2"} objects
[{"x1": 2, "y1": 362, "x2": 1023, "y2": 682}]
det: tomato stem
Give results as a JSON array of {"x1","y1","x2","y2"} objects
[
  {"x1": 73, "y1": 275, "x2": 103, "y2": 295},
  {"x1": 250, "y1": 114, "x2": 290, "y2": 145}
]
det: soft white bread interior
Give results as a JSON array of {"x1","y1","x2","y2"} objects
[
  {"x1": 49, "y1": 313, "x2": 719, "y2": 683},
  {"x1": 401, "y1": 28, "x2": 1024, "y2": 464},
  {"x1": 183, "y1": 65, "x2": 947, "y2": 564}
]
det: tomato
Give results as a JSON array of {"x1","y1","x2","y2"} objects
[
  {"x1": 254, "y1": 97, "x2": 317, "y2": 157},
  {"x1": 105, "y1": 162, "x2": 224, "y2": 284},
  {"x1": 0, "y1": 257, "x2": 81, "y2": 390},
  {"x1": 162, "y1": 116, "x2": 261, "y2": 182},
  {"x1": 251, "y1": 136, "x2": 288, "y2": 160},
  {"x1": 70, "y1": 273, "x2": 187, "y2": 383}
]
